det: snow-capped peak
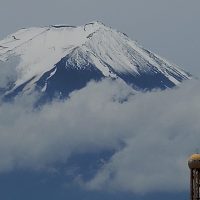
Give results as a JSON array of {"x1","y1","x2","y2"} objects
[{"x1": 0, "y1": 22, "x2": 191, "y2": 98}]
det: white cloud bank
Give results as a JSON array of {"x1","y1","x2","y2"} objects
[{"x1": 0, "y1": 79, "x2": 199, "y2": 194}]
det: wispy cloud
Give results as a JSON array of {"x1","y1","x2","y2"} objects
[{"x1": 0, "y1": 56, "x2": 19, "y2": 88}]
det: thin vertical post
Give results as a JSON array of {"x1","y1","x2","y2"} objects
[{"x1": 191, "y1": 169, "x2": 193, "y2": 200}]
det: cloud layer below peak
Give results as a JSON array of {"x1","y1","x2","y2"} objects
[{"x1": 0, "y1": 79, "x2": 199, "y2": 193}]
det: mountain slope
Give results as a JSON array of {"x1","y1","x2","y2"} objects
[{"x1": 0, "y1": 21, "x2": 191, "y2": 101}]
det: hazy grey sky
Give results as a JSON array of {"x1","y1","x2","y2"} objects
[{"x1": 0, "y1": 0, "x2": 200, "y2": 76}]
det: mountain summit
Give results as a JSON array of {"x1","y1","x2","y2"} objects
[{"x1": 0, "y1": 21, "x2": 191, "y2": 101}]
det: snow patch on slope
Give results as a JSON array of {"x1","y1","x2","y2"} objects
[{"x1": 0, "y1": 22, "x2": 107, "y2": 89}]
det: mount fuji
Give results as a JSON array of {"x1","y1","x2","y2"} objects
[{"x1": 0, "y1": 21, "x2": 191, "y2": 102}]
